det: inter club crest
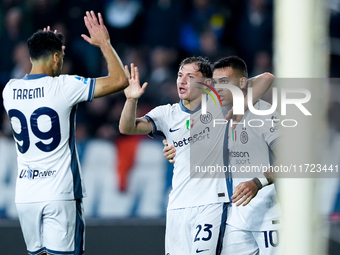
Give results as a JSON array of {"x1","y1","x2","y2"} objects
[
  {"x1": 200, "y1": 112, "x2": 212, "y2": 124},
  {"x1": 240, "y1": 131, "x2": 248, "y2": 144}
]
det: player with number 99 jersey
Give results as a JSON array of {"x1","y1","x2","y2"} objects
[
  {"x1": 2, "y1": 74, "x2": 95, "y2": 203},
  {"x1": 3, "y1": 11, "x2": 129, "y2": 255}
]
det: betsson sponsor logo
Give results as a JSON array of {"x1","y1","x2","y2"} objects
[{"x1": 173, "y1": 127, "x2": 210, "y2": 148}]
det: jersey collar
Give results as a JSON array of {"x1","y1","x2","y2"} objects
[
  {"x1": 23, "y1": 74, "x2": 49, "y2": 80},
  {"x1": 179, "y1": 99, "x2": 201, "y2": 114}
]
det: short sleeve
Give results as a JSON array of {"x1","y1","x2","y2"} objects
[
  {"x1": 261, "y1": 112, "x2": 281, "y2": 150},
  {"x1": 59, "y1": 75, "x2": 96, "y2": 105},
  {"x1": 144, "y1": 104, "x2": 170, "y2": 138}
]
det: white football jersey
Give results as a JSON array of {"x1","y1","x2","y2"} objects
[
  {"x1": 145, "y1": 98, "x2": 231, "y2": 210},
  {"x1": 226, "y1": 100, "x2": 282, "y2": 231},
  {"x1": 2, "y1": 74, "x2": 95, "y2": 203}
]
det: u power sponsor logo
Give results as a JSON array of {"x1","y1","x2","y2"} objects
[{"x1": 19, "y1": 168, "x2": 57, "y2": 180}]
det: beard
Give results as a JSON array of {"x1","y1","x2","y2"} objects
[{"x1": 51, "y1": 67, "x2": 62, "y2": 77}]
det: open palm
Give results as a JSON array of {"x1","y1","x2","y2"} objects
[
  {"x1": 124, "y1": 63, "x2": 148, "y2": 100},
  {"x1": 81, "y1": 11, "x2": 110, "y2": 47}
]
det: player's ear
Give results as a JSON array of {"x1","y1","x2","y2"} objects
[
  {"x1": 52, "y1": 52, "x2": 59, "y2": 64},
  {"x1": 203, "y1": 78, "x2": 212, "y2": 88},
  {"x1": 240, "y1": 77, "x2": 247, "y2": 90}
]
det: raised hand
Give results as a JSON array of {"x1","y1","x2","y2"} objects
[
  {"x1": 81, "y1": 11, "x2": 110, "y2": 47},
  {"x1": 43, "y1": 26, "x2": 57, "y2": 33},
  {"x1": 124, "y1": 63, "x2": 148, "y2": 100}
]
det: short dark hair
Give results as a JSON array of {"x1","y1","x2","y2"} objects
[
  {"x1": 27, "y1": 30, "x2": 64, "y2": 60},
  {"x1": 179, "y1": 56, "x2": 212, "y2": 78},
  {"x1": 212, "y1": 56, "x2": 248, "y2": 78}
]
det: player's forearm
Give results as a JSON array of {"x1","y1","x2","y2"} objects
[
  {"x1": 246, "y1": 72, "x2": 274, "y2": 107},
  {"x1": 119, "y1": 98, "x2": 139, "y2": 134},
  {"x1": 119, "y1": 98, "x2": 151, "y2": 135},
  {"x1": 100, "y1": 42, "x2": 128, "y2": 94}
]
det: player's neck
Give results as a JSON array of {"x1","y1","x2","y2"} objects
[
  {"x1": 30, "y1": 61, "x2": 53, "y2": 76},
  {"x1": 182, "y1": 96, "x2": 201, "y2": 111}
]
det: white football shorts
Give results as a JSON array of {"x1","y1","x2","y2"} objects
[
  {"x1": 222, "y1": 223, "x2": 282, "y2": 255},
  {"x1": 165, "y1": 203, "x2": 229, "y2": 255},
  {"x1": 16, "y1": 199, "x2": 85, "y2": 255}
]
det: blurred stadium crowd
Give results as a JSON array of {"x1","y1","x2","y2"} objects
[
  {"x1": 1, "y1": 0, "x2": 340, "y2": 221},
  {"x1": 0, "y1": 0, "x2": 275, "y2": 139}
]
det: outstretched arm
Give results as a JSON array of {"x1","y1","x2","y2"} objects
[
  {"x1": 119, "y1": 63, "x2": 152, "y2": 135},
  {"x1": 81, "y1": 11, "x2": 128, "y2": 98}
]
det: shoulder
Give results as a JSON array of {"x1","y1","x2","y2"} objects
[
  {"x1": 5, "y1": 78, "x2": 20, "y2": 87},
  {"x1": 53, "y1": 74, "x2": 78, "y2": 83},
  {"x1": 145, "y1": 103, "x2": 180, "y2": 122},
  {"x1": 53, "y1": 74, "x2": 90, "y2": 83},
  {"x1": 52, "y1": 75, "x2": 96, "y2": 91},
  {"x1": 151, "y1": 103, "x2": 178, "y2": 113},
  {"x1": 254, "y1": 99, "x2": 273, "y2": 110},
  {"x1": 3, "y1": 79, "x2": 20, "y2": 95}
]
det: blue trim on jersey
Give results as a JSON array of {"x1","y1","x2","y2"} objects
[
  {"x1": 45, "y1": 248, "x2": 78, "y2": 255},
  {"x1": 74, "y1": 199, "x2": 85, "y2": 255},
  {"x1": 28, "y1": 247, "x2": 45, "y2": 255},
  {"x1": 87, "y1": 79, "x2": 96, "y2": 101},
  {"x1": 223, "y1": 122, "x2": 233, "y2": 201},
  {"x1": 179, "y1": 99, "x2": 201, "y2": 114},
  {"x1": 144, "y1": 115, "x2": 166, "y2": 139},
  {"x1": 216, "y1": 203, "x2": 230, "y2": 255},
  {"x1": 145, "y1": 115, "x2": 156, "y2": 138},
  {"x1": 154, "y1": 130, "x2": 166, "y2": 139},
  {"x1": 23, "y1": 74, "x2": 48, "y2": 80},
  {"x1": 69, "y1": 105, "x2": 83, "y2": 199}
]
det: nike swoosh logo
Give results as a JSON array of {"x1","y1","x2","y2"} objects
[
  {"x1": 196, "y1": 249, "x2": 209, "y2": 253},
  {"x1": 169, "y1": 128, "x2": 180, "y2": 132}
]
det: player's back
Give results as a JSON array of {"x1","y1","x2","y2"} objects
[{"x1": 2, "y1": 73, "x2": 95, "y2": 203}]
